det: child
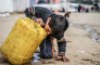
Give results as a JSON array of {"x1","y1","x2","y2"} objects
[{"x1": 24, "y1": 6, "x2": 69, "y2": 62}]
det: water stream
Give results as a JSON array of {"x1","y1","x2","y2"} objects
[{"x1": 30, "y1": 53, "x2": 42, "y2": 64}]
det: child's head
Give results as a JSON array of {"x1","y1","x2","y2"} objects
[{"x1": 44, "y1": 15, "x2": 69, "y2": 37}]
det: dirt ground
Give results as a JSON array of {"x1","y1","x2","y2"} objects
[{"x1": 0, "y1": 13, "x2": 100, "y2": 65}]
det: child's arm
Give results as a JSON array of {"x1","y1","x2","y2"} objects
[
  {"x1": 24, "y1": 7, "x2": 36, "y2": 21},
  {"x1": 56, "y1": 33, "x2": 70, "y2": 62},
  {"x1": 24, "y1": 7, "x2": 45, "y2": 26}
]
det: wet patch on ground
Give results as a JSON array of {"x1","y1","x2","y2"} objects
[
  {"x1": 30, "y1": 53, "x2": 55, "y2": 64},
  {"x1": 70, "y1": 23, "x2": 100, "y2": 42},
  {"x1": 30, "y1": 53, "x2": 42, "y2": 64},
  {"x1": 0, "y1": 53, "x2": 56, "y2": 65}
]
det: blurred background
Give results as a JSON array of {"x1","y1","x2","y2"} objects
[
  {"x1": 0, "y1": 0, "x2": 100, "y2": 65},
  {"x1": 0, "y1": 0, "x2": 100, "y2": 13}
]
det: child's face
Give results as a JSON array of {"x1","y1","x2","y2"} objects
[{"x1": 44, "y1": 17, "x2": 52, "y2": 35}]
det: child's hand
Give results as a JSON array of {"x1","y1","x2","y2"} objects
[
  {"x1": 57, "y1": 55, "x2": 70, "y2": 63},
  {"x1": 35, "y1": 18, "x2": 45, "y2": 26}
]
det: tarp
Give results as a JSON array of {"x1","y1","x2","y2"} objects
[
  {"x1": 13, "y1": 0, "x2": 29, "y2": 12},
  {"x1": 0, "y1": 0, "x2": 13, "y2": 13},
  {"x1": 0, "y1": 0, "x2": 30, "y2": 13}
]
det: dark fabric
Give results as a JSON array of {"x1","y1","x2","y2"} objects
[
  {"x1": 78, "y1": 5, "x2": 81, "y2": 12},
  {"x1": 24, "y1": 6, "x2": 67, "y2": 58},
  {"x1": 56, "y1": 33, "x2": 66, "y2": 54},
  {"x1": 58, "y1": 41, "x2": 66, "y2": 53},
  {"x1": 24, "y1": 6, "x2": 55, "y2": 24},
  {"x1": 24, "y1": 8, "x2": 34, "y2": 19},
  {"x1": 40, "y1": 35, "x2": 52, "y2": 59}
]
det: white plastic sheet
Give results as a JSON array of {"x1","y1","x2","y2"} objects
[
  {"x1": 0, "y1": 13, "x2": 10, "y2": 17},
  {"x1": 13, "y1": 0, "x2": 30, "y2": 12},
  {"x1": 0, "y1": 0, "x2": 30, "y2": 13},
  {"x1": 0, "y1": 0, "x2": 13, "y2": 13}
]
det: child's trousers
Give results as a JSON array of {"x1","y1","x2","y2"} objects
[{"x1": 39, "y1": 35, "x2": 53, "y2": 59}]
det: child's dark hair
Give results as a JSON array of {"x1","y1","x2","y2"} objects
[{"x1": 48, "y1": 15, "x2": 69, "y2": 37}]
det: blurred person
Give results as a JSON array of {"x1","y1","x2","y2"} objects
[
  {"x1": 24, "y1": 6, "x2": 70, "y2": 63},
  {"x1": 78, "y1": 5, "x2": 81, "y2": 12},
  {"x1": 81, "y1": 6, "x2": 85, "y2": 12},
  {"x1": 85, "y1": 8, "x2": 89, "y2": 13},
  {"x1": 91, "y1": 7, "x2": 94, "y2": 11},
  {"x1": 94, "y1": 3, "x2": 99, "y2": 11}
]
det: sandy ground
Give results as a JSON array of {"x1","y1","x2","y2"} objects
[{"x1": 0, "y1": 13, "x2": 100, "y2": 65}]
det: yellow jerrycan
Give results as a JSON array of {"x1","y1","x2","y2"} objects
[{"x1": 0, "y1": 17, "x2": 47, "y2": 64}]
